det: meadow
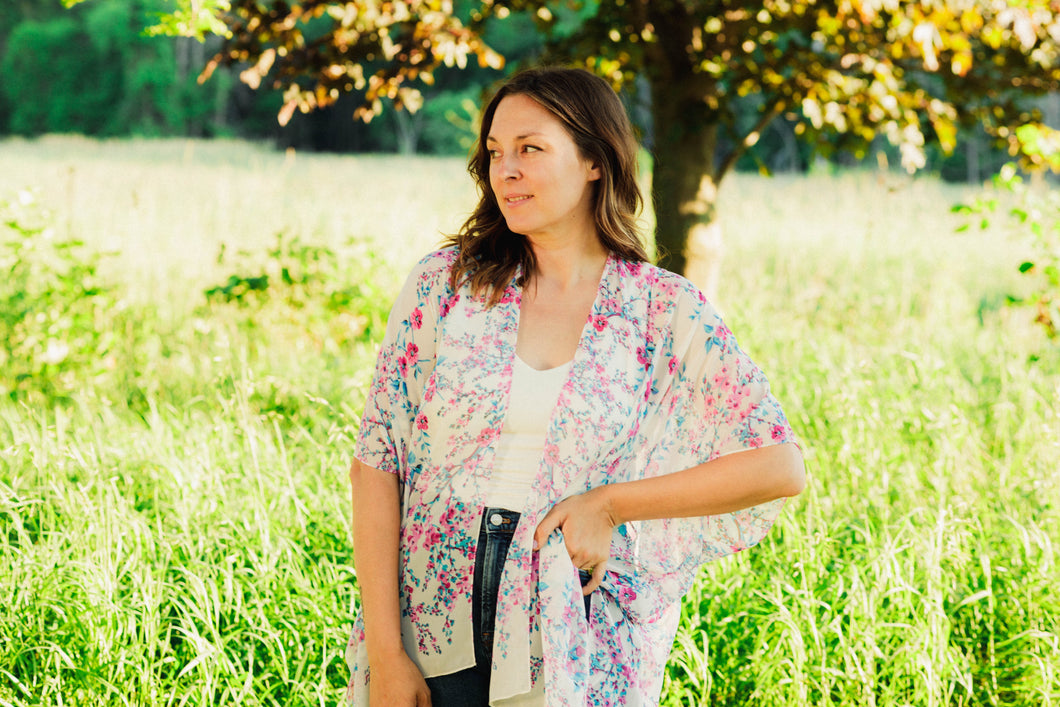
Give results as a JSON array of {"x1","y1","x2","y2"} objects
[{"x1": 0, "y1": 135, "x2": 1057, "y2": 706}]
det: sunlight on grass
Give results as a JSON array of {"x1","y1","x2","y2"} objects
[{"x1": 1, "y1": 137, "x2": 1057, "y2": 706}]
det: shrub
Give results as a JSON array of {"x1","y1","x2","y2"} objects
[
  {"x1": 202, "y1": 232, "x2": 393, "y2": 350},
  {"x1": 954, "y1": 158, "x2": 1060, "y2": 338},
  {"x1": 0, "y1": 191, "x2": 123, "y2": 401}
]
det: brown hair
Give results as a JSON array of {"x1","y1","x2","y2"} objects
[{"x1": 445, "y1": 67, "x2": 648, "y2": 304}]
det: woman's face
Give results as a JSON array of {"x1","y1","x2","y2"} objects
[{"x1": 486, "y1": 94, "x2": 600, "y2": 245}]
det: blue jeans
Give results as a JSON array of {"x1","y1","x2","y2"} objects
[{"x1": 426, "y1": 508, "x2": 592, "y2": 706}]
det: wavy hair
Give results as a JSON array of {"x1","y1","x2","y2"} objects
[{"x1": 445, "y1": 67, "x2": 648, "y2": 304}]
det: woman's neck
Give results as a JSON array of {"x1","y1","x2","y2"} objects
[{"x1": 528, "y1": 236, "x2": 608, "y2": 293}]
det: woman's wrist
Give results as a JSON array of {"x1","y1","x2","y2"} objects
[
  {"x1": 366, "y1": 635, "x2": 408, "y2": 664},
  {"x1": 591, "y1": 483, "x2": 623, "y2": 529}
]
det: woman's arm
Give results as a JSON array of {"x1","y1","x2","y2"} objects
[
  {"x1": 349, "y1": 459, "x2": 432, "y2": 707},
  {"x1": 534, "y1": 443, "x2": 806, "y2": 593}
]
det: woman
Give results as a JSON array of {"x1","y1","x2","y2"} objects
[{"x1": 346, "y1": 67, "x2": 805, "y2": 707}]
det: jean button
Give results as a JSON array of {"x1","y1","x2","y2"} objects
[{"x1": 490, "y1": 513, "x2": 503, "y2": 526}]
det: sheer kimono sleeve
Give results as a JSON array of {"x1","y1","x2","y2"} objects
[
  {"x1": 353, "y1": 250, "x2": 452, "y2": 476},
  {"x1": 624, "y1": 281, "x2": 798, "y2": 583}
]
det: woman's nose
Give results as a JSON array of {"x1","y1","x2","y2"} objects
[{"x1": 498, "y1": 153, "x2": 520, "y2": 180}]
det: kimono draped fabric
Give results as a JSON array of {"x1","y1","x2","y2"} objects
[{"x1": 346, "y1": 248, "x2": 796, "y2": 706}]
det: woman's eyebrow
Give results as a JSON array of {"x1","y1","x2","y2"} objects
[{"x1": 486, "y1": 131, "x2": 546, "y2": 143}]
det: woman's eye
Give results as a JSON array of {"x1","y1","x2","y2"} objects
[
  {"x1": 523, "y1": 145, "x2": 540, "y2": 153},
  {"x1": 487, "y1": 149, "x2": 500, "y2": 159}
]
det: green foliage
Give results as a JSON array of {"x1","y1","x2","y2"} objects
[
  {"x1": 1, "y1": 16, "x2": 123, "y2": 135},
  {"x1": 0, "y1": 191, "x2": 120, "y2": 401},
  {"x1": 954, "y1": 161, "x2": 1060, "y2": 337},
  {"x1": 140, "y1": 0, "x2": 232, "y2": 40},
  {"x1": 417, "y1": 86, "x2": 482, "y2": 155},
  {"x1": 1, "y1": 0, "x2": 235, "y2": 138},
  {"x1": 203, "y1": 233, "x2": 393, "y2": 351},
  {"x1": 1, "y1": 147, "x2": 1057, "y2": 706}
]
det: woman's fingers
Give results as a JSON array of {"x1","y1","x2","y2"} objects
[
  {"x1": 582, "y1": 562, "x2": 607, "y2": 595},
  {"x1": 534, "y1": 492, "x2": 613, "y2": 572},
  {"x1": 533, "y1": 502, "x2": 563, "y2": 551}
]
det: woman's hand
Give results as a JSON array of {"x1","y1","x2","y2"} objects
[
  {"x1": 368, "y1": 649, "x2": 432, "y2": 707},
  {"x1": 534, "y1": 486, "x2": 616, "y2": 594}
]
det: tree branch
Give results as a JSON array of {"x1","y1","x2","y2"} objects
[{"x1": 717, "y1": 96, "x2": 787, "y2": 182}]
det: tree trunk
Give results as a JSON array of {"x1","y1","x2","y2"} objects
[
  {"x1": 640, "y1": 1, "x2": 729, "y2": 304},
  {"x1": 966, "y1": 132, "x2": 980, "y2": 184},
  {"x1": 392, "y1": 107, "x2": 422, "y2": 155},
  {"x1": 649, "y1": 75, "x2": 725, "y2": 305}
]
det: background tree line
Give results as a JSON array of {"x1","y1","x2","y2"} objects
[
  {"x1": 0, "y1": 0, "x2": 518, "y2": 154},
  {"x1": 0, "y1": 0, "x2": 1028, "y2": 184}
]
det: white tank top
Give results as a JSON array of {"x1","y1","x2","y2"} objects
[{"x1": 484, "y1": 356, "x2": 571, "y2": 511}]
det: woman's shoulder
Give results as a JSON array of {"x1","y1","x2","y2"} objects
[
  {"x1": 404, "y1": 246, "x2": 460, "y2": 287},
  {"x1": 613, "y1": 257, "x2": 708, "y2": 307},
  {"x1": 413, "y1": 246, "x2": 460, "y2": 272}
]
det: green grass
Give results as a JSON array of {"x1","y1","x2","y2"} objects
[{"x1": 1, "y1": 136, "x2": 1057, "y2": 706}]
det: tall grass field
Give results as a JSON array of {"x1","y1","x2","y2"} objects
[{"x1": 1, "y1": 135, "x2": 1057, "y2": 706}]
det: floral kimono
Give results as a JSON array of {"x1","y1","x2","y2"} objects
[{"x1": 346, "y1": 247, "x2": 797, "y2": 706}]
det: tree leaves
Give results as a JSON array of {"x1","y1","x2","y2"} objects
[
  {"x1": 124, "y1": 0, "x2": 1060, "y2": 175},
  {"x1": 144, "y1": 0, "x2": 233, "y2": 40},
  {"x1": 197, "y1": 1, "x2": 504, "y2": 126}
]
